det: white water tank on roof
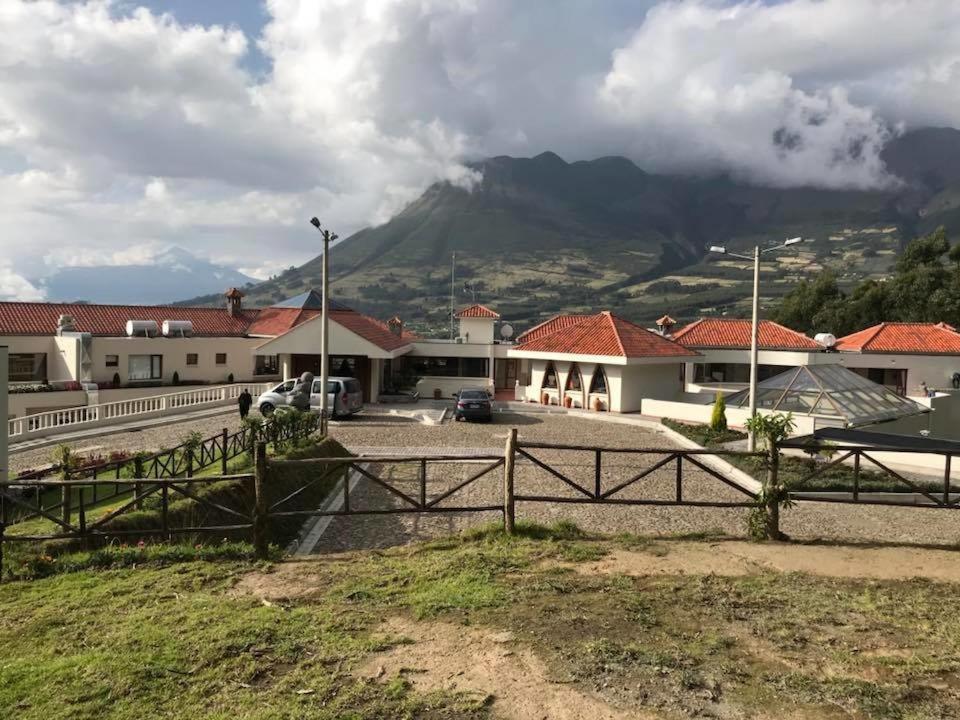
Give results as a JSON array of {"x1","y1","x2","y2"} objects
[
  {"x1": 162, "y1": 320, "x2": 193, "y2": 337},
  {"x1": 814, "y1": 332, "x2": 837, "y2": 348},
  {"x1": 126, "y1": 320, "x2": 159, "y2": 337}
]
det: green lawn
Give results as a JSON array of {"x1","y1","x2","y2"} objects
[{"x1": 2, "y1": 526, "x2": 960, "y2": 719}]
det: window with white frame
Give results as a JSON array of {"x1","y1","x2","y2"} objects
[{"x1": 129, "y1": 354, "x2": 162, "y2": 381}]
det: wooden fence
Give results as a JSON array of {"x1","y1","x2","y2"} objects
[
  {"x1": 4, "y1": 413, "x2": 321, "y2": 527},
  {"x1": 5, "y1": 432, "x2": 960, "y2": 578}
]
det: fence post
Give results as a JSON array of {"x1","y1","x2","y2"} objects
[
  {"x1": 765, "y1": 440, "x2": 781, "y2": 540},
  {"x1": 221, "y1": 428, "x2": 229, "y2": 475},
  {"x1": 253, "y1": 442, "x2": 268, "y2": 559},
  {"x1": 503, "y1": 428, "x2": 517, "y2": 535},
  {"x1": 62, "y1": 467, "x2": 72, "y2": 527},
  {"x1": 161, "y1": 482, "x2": 169, "y2": 542},
  {"x1": 134, "y1": 454, "x2": 144, "y2": 511},
  {"x1": 186, "y1": 447, "x2": 194, "y2": 479}
]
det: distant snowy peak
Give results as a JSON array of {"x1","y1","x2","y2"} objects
[{"x1": 42, "y1": 247, "x2": 256, "y2": 304}]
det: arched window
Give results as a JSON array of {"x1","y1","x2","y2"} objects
[
  {"x1": 565, "y1": 363, "x2": 583, "y2": 392},
  {"x1": 589, "y1": 365, "x2": 608, "y2": 395},
  {"x1": 542, "y1": 362, "x2": 558, "y2": 390}
]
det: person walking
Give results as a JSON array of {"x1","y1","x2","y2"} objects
[{"x1": 238, "y1": 388, "x2": 253, "y2": 419}]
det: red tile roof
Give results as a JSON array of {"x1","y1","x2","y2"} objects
[
  {"x1": 836, "y1": 323, "x2": 960, "y2": 354},
  {"x1": 514, "y1": 312, "x2": 698, "y2": 359},
  {"x1": 516, "y1": 314, "x2": 592, "y2": 343},
  {"x1": 455, "y1": 304, "x2": 500, "y2": 319},
  {"x1": 0, "y1": 300, "x2": 414, "y2": 351},
  {"x1": 672, "y1": 318, "x2": 821, "y2": 351},
  {"x1": 0, "y1": 302, "x2": 258, "y2": 337},
  {"x1": 656, "y1": 314, "x2": 677, "y2": 327},
  {"x1": 246, "y1": 307, "x2": 321, "y2": 336}
]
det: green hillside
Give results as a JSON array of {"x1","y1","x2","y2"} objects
[{"x1": 184, "y1": 129, "x2": 960, "y2": 335}]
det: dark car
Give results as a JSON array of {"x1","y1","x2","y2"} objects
[{"x1": 453, "y1": 387, "x2": 492, "y2": 422}]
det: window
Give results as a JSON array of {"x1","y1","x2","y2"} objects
[
  {"x1": 254, "y1": 354, "x2": 278, "y2": 375},
  {"x1": 589, "y1": 366, "x2": 608, "y2": 395},
  {"x1": 565, "y1": 364, "x2": 583, "y2": 392},
  {"x1": 215, "y1": 353, "x2": 227, "y2": 365},
  {"x1": 186, "y1": 353, "x2": 198, "y2": 366},
  {"x1": 129, "y1": 354, "x2": 162, "y2": 381},
  {"x1": 105, "y1": 355, "x2": 119, "y2": 368},
  {"x1": 331, "y1": 356, "x2": 357, "y2": 377},
  {"x1": 9, "y1": 353, "x2": 47, "y2": 383},
  {"x1": 411, "y1": 356, "x2": 488, "y2": 378},
  {"x1": 542, "y1": 363, "x2": 558, "y2": 389}
]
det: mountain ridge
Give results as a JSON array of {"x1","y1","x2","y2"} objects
[{"x1": 181, "y1": 128, "x2": 960, "y2": 332}]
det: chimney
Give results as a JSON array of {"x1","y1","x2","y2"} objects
[
  {"x1": 56, "y1": 314, "x2": 77, "y2": 335},
  {"x1": 387, "y1": 315, "x2": 403, "y2": 337},
  {"x1": 225, "y1": 287, "x2": 245, "y2": 317},
  {"x1": 656, "y1": 314, "x2": 676, "y2": 336}
]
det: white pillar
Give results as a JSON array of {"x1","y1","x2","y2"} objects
[{"x1": 280, "y1": 354, "x2": 292, "y2": 381}]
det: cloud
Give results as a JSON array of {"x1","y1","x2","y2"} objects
[{"x1": 2, "y1": 0, "x2": 960, "y2": 301}]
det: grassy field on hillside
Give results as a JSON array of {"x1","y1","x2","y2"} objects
[{"x1": 3, "y1": 525, "x2": 960, "y2": 719}]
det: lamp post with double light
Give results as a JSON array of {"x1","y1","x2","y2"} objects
[
  {"x1": 708, "y1": 237, "x2": 804, "y2": 451},
  {"x1": 310, "y1": 217, "x2": 338, "y2": 427}
]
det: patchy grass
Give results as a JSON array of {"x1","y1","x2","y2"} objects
[{"x1": 4, "y1": 524, "x2": 960, "y2": 719}]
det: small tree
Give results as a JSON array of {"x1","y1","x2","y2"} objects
[
  {"x1": 172, "y1": 371, "x2": 180, "y2": 386},
  {"x1": 112, "y1": 372, "x2": 121, "y2": 388},
  {"x1": 710, "y1": 392, "x2": 727, "y2": 433},
  {"x1": 744, "y1": 412, "x2": 796, "y2": 541}
]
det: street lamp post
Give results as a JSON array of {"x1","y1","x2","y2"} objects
[
  {"x1": 708, "y1": 237, "x2": 803, "y2": 451},
  {"x1": 310, "y1": 218, "x2": 338, "y2": 428}
]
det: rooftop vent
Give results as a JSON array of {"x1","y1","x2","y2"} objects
[
  {"x1": 56, "y1": 314, "x2": 76, "y2": 335},
  {"x1": 162, "y1": 320, "x2": 193, "y2": 338},
  {"x1": 126, "y1": 320, "x2": 159, "y2": 338}
]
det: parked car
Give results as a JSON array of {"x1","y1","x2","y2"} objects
[
  {"x1": 453, "y1": 387, "x2": 493, "y2": 422},
  {"x1": 256, "y1": 377, "x2": 364, "y2": 418}
]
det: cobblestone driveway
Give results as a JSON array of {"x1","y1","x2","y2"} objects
[{"x1": 312, "y1": 412, "x2": 960, "y2": 551}]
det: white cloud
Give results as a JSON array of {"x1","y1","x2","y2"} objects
[{"x1": 1, "y1": 0, "x2": 960, "y2": 300}]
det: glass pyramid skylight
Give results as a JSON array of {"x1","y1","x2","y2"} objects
[{"x1": 724, "y1": 365, "x2": 928, "y2": 427}]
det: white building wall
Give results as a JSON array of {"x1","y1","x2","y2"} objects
[
  {"x1": 834, "y1": 353, "x2": 960, "y2": 395},
  {"x1": 458, "y1": 317, "x2": 495, "y2": 344}
]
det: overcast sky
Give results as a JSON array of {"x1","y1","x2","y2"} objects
[{"x1": 3, "y1": 0, "x2": 960, "y2": 300}]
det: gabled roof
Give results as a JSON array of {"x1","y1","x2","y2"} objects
[
  {"x1": 835, "y1": 322, "x2": 960, "y2": 354},
  {"x1": 246, "y1": 307, "x2": 321, "y2": 336},
  {"x1": 0, "y1": 302, "x2": 258, "y2": 337},
  {"x1": 516, "y1": 314, "x2": 593, "y2": 343},
  {"x1": 455, "y1": 304, "x2": 500, "y2": 319},
  {"x1": 514, "y1": 311, "x2": 698, "y2": 359},
  {"x1": 656, "y1": 314, "x2": 676, "y2": 327},
  {"x1": 672, "y1": 318, "x2": 821, "y2": 351}
]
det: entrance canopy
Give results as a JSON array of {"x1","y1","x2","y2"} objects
[{"x1": 724, "y1": 365, "x2": 927, "y2": 426}]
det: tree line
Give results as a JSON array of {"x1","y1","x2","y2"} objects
[{"x1": 773, "y1": 226, "x2": 960, "y2": 337}]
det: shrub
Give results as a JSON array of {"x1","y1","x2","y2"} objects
[
  {"x1": 227, "y1": 373, "x2": 235, "y2": 383},
  {"x1": 112, "y1": 372, "x2": 121, "y2": 388},
  {"x1": 710, "y1": 392, "x2": 727, "y2": 433},
  {"x1": 172, "y1": 371, "x2": 180, "y2": 386}
]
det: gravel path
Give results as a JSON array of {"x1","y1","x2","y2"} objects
[
  {"x1": 9, "y1": 409, "x2": 244, "y2": 474},
  {"x1": 313, "y1": 411, "x2": 960, "y2": 551}
]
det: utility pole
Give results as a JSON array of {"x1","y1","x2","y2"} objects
[
  {"x1": 709, "y1": 237, "x2": 803, "y2": 451},
  {"x1": 450, "y1": 252, "x2": 456, "y2": 340},
  {"x1": 310, "y1": 218, "x2": 338, "y2": 423}
]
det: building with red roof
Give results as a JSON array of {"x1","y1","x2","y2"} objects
[
  {"x1": 670, "y1": 317, "x2": 829, "y2": 394},
  {"x1": 832, "y1": 322, "x2": 960, "y2": 397},
  {"x1": 508, "y1": 312, "x2": 698, "y2": 412}
]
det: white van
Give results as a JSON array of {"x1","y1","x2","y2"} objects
[{"x1": 256, "y1": 376, "x2": 364, "y2": 418}]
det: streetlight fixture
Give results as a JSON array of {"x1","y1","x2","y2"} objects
[
  {"x1": 708, "y1": 237, "x2": 804, "y2": 451},
  {"x1": 309, "y1": 217, "x2": 338, "y2": 427}
]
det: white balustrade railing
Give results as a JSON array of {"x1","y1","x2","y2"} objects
[{"x1": 8, "y1": 383, "x2": 273, "y2": 443}]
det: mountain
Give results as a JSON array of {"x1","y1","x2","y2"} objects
[
  {"x1": 41, "y1": 247, "x2": 256, "y2": 305},
  {"x1": 183, "y1": 128, "x2": 960, "y2": 333}
]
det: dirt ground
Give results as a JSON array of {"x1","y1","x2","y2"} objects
[{"x1": 236, "y1": 537, "x2": 960, "y2": 720}]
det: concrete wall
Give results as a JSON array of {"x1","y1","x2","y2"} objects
[
  {"x1": 863, "y1": 390, "x2": 960, "y2": 441},
  {"x1": 458, "y1": 317, "x2": 495, "y2": 345},
  {"x1": 0, "y1": 336, "x2": 70, "y2": 383},
  {"x1": 617, "y1": 363, "x2": 685, "y2": 412},
  {"x1": 641, "y1": 398, "x2": 818, "y2": 436},
  {"x1": 416, "y1": 376, "x2": 494, "y2": 399}
]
